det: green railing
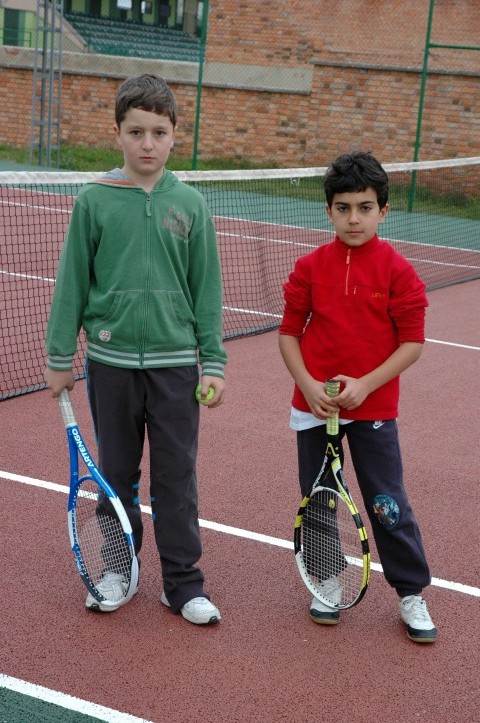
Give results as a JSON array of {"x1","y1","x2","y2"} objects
[{"x1": 409, "y1": 0, "x2": 480, "y2": 211}]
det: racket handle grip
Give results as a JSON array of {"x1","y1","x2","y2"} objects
[
  {"x1": 325, "y1": 379, "x2": 340, "y2": 435},
  {"x1": 58, "y1": 388, "x2": 76, "y2": 428},
  {"x1": 325, "y1": 380, "x2": 340, "y2": 398}
]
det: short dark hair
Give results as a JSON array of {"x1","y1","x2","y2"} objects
[
  {"x1": 115, "y1": 74, "x2": 178, "y2": 127},
  {"x1": 324, "y1": 152, "x2": 388, "y2": 209}
]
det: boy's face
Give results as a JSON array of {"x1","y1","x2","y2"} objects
[
  {"x1": 326, "y1": 188, "x2": 388, "y2": 247},
  {"x1": 114, "y1": 107, "x2": 176, "y2": 186}
]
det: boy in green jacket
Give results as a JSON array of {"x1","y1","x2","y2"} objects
[{"x1": 45, "y1": 73, "x2": 227, "y2": 625}]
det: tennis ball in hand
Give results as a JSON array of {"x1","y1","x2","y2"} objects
[{"x1": 195, "y1": 384, "x2": 215, "y2": 404}]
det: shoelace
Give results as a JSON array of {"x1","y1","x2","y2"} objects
[{"x1": 404, "y1": 596, "x2": 431, "y2": 622}]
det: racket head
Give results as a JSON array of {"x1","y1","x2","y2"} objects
[
  {"x1": 68, "y1": 473, "x2": 139, "y2": 609},
  {"x1": 294, "y1": 485, "x2": 370, "y2": 609},
  {"x1": 60, "y1": 390, "x2": 139, "y2": 609}
]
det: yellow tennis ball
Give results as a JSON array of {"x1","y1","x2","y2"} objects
[
  {"x1": 329, "y1": 498, "x2": 336, "y2": 509},
  {"x1": 195, "y1": 384, "x2": 215, "y2": 404}
]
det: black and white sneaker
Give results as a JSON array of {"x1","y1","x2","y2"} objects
[
  {"x1": 161, "y1": 592, "x2": 221, "y2": 625},
  {"x1": 399, "y1": 595, "x2": 437, "y2": 643},
  {"x1": 310, "y1": 576, "x2": 342, "y2": 625}
]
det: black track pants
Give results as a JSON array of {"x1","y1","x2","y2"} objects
[
  {"x1": 297, "y1": 420, "x2": 431, "y2": 597},
  {"x1": 86, "y1": 360, "x2": 207, "y2": 611}
]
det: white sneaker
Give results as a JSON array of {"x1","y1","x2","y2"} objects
[
  {"x1": 161, "y1": 591, "x2": 221, "y2": 625},
  {"x1": 86, "y1": 572, "x2": 137, "y2": 612},
  {"x1": 399, "y1": 595, "x2": 437, "y2": 643},
  {"x1": 310, "y1": 576, "x2": 342, "y2": 625}
]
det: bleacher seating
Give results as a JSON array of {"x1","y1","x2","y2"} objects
[{"x1": 65, "y1": 12, "x2": 201, "y2": 62}]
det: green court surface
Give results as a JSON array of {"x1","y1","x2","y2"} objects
[
  {"x1": 0, "y1": 676, "x2": 150, "y2": 723},
  {"x1": 0, "y1": 688, "x2": 101, "y2": 723}
]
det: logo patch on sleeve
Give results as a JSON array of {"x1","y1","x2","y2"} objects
[{"x1": 372, "y1": 494, "x2": 400, "y2": 529}]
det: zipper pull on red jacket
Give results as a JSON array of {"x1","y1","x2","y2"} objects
[{"x1": 345, "y1": 248, "x2": 351, "y2": 295}]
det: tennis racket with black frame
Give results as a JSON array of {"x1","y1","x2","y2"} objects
[
  {"x1": 59, "y1": 389, "x2": 139, "y2": 610},
  {"x1": 294, "y1": 380, "x2": 370, "y2": 609}
]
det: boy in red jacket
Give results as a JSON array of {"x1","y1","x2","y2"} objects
[{"x1": 279, "y1": 152, "x2": 436, "y2": 643}]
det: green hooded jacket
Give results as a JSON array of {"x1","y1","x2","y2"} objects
[{"x1": 46, "y1": 169, "x2": 227, "y2": 378}]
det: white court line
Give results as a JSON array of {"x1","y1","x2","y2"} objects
[
  {"x1": 1, "y1": 261, "x2": 479, "y2": 347},
  {"x1": 1, "y1": 470, "x2": 478, "y2": 598},
  {"x1": 0, "y1": 268, "x2": 55, "y2": 282},
  {"x1": 224, "y1": 303, "x2": 480, "y2": 352},
  {"x1": 425, "y1": 338, "x2": 480, "y2": 351},
  {"x1": 0, "y1": 673, "x2": 153, "y2": 723},
  {"x1": 216, "y1": 215, "x2": 480, "y2": 256}
]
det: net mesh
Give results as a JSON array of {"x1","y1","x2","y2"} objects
[{"x1": 1, "y1": 157, "x2": 479, "y2": 399}]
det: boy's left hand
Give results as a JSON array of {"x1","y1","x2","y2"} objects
[
  {"x1": 197, "y1": 376, "x2": 226, "y2": 408},
  {"x1": 332, "y1": 375, "x2": 369, "y2": 411}
]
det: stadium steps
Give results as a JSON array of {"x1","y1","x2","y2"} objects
[{"x1": 64, "y1": 13, "x2": 200, "y2": 62}]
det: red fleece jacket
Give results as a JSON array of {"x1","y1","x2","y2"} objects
[{"x1": 279, "y1": 235, "x2": 428, "y2": 420}]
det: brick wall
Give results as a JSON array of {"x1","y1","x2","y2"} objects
[
  {"x1": 304, "y1": 64, "x2": 480, "y2": 165},
  {"x1": 207, "y1": 0, "x2": 479, "y2": 74},
  {"x1": 2, "y1": 58, "x2": 478, "y2": 167}
]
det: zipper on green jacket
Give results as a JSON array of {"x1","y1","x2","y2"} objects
[{"x1": 139, "y1": 193, "x2": 152, "y2": 367}]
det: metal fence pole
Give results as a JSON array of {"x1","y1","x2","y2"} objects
[
  {"x1": 408, "y1": 0, "x2": 435, "y2": 212},
  {"x1": 408, "y1": 0, "x2": 480, "y2": 211},
  {"x1": 192, "y1": 0, "x2": 209, "y2": 170}
]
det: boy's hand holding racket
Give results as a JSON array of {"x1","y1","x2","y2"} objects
[{"x1": 45, "y1": 368, "x2": 75, "y2": 398}]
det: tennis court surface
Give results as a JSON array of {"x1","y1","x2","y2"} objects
[{"x1": 1, "y1": 276, "x2": 479, "y2": 722}]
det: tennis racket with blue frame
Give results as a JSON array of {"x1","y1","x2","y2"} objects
[
  {"x1": 59, "y1": 389, "x2": 139, "y2": 610},
  {"x1": 294, "y1": 380, "x2": 370, "y2": 609}
]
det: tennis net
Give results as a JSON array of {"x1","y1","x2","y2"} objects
[{"x1": 1, "y1": 157, "x2": 479, "y2": 399}]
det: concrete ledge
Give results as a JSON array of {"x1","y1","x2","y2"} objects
[{"x1": 0, "y1": 46, "x2": 312, "y2": 93}]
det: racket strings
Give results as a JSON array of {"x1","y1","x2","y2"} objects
[
  {"x1": 302, "y1": 489, "x2": 365, "y2": 608},
  {"x1": 74, "y1": 480, "x2": 133, "y2": 599}
]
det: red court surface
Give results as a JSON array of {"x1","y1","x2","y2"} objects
[{"x1": 1, "y1": 279, "x2": 479, "y2": 722}]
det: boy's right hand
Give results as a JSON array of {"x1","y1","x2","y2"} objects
[{"x1": 44, "y1": 368, "x2": 75, "y2": 398}]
